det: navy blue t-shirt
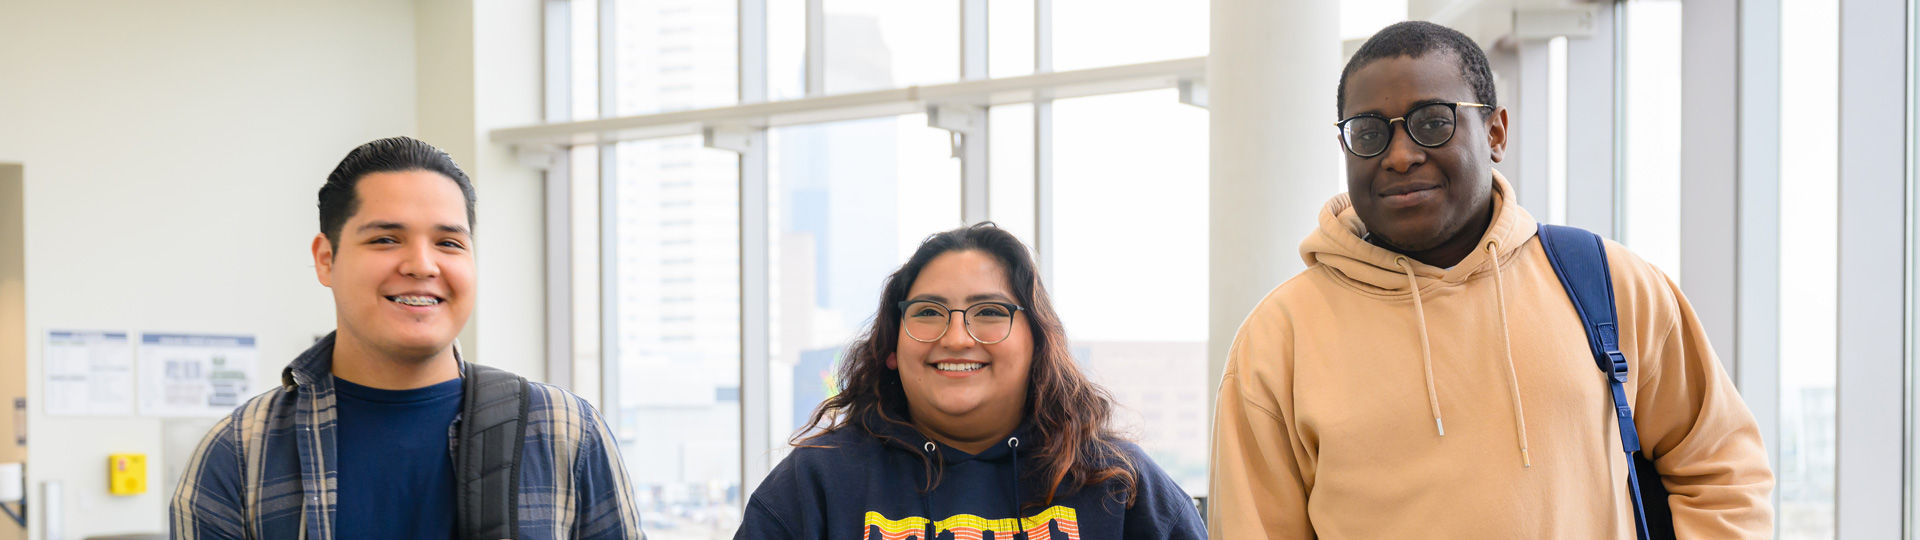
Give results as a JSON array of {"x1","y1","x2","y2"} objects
[{"x1": 333, "y1": 375, "x2": 464, "y2": 540}]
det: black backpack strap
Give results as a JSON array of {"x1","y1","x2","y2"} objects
[
  {"x1": 1537, "y1": 223, "x2": 1671, "y2": 540},
  {"x1": 456, "y1": 361, "x2": 531, "y2": 540}
]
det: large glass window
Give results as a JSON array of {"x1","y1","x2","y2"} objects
[
  {"x1": 611, "y1": 137, "x2": 743, "y2": 539},
  {"x1": 614, "y1": 0, "x2": 737, "y2": 115},
  {"x1": 1338, "y1": 0, "x2": 1407, "y2": 40},
  {"x1": 766, "y1": 115, "x2": 962, "y2": 458},
  {"x1": 988, "y1": 103, "x2": 1037, "y2": 249},
  {"x1": 767, "y1": 0, "x2": 807, "y2": 100},
  {"x1": 601, "y1": 1, "x2": 744, "y2": 538},
  {"x1": 1053, "y1": 0, "x2": 1206, "y2": 71},
  {"x1": 571, "y1": 0, "x2": 600, "y2": 119},
  {"x1": 1051, "y1": 89, "x2": 1210, "y2": 492},
  {"x1": 989, "y1": 0, "x2": 1036, "y2": 78},
  {"x1": 823, "y1": 1, "x2": 959, "y2": 93},
  {"x1": 1777, "y1": 0, "x2": 1839, "y2": 536}
]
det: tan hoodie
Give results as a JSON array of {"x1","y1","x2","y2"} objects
[{"x1": 1208, "y1": 172, "x2": 1773, "y2": 539}]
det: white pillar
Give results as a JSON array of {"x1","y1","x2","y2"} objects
[
  {"x1": 1834, "y1": 0, "x2": 1906, "y2": 533},
  {"x1": 1208, "y1": 0, "x2": 1341, "y2": 415},
  {"x1": 1679, "y1": 0, "x2": 1739, "y2": 375},
  {"x1": 1734, "y1": 0, "x2": 1781, "y2": 513},
  {"x1": 1564, "y1": 4, "x2": 1616, "y2": 238}
]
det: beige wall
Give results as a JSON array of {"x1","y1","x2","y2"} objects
[
  {"x1": 0, "y1": 1, "x2": 547, "y2": 537},
  {"x1": 0, "y1": 2, "x2": 416, "y2": 535}
]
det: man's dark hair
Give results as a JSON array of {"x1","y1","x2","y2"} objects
[
  {"x1": 1337, "y1": 21, "x2": 1497, "y2": 117},
  {"x1": 318, "y1": 136, "x2": 476, "y2": 249}
]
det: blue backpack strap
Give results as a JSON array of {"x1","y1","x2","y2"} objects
[{"x1": 1536, "y1": 223, "x2": 1654, "y2": 540}]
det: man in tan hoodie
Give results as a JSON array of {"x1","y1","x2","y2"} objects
[{"x1": 1207, "y1": 21, "x2": 1773, "y2": 539}]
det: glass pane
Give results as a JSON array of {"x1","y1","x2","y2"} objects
[
  {"x1": 614, "y1": 0, "x2": 739, "y2": 116},
  {"x1": 824, "y1": 0, "x2": 959, "y2": 94},
  {"x1": 1052, "y1": 89, "x2": 1210, "y2": 492},
  {"x1": 1053, "y1": 0, "x2": 1206, "y2": 72},
  {"x1": 1621, "y1": 0, "x2": 1682, "y2": 276},
  {"x1": 1338, "y1": 0, "x2": 1408, "y2": 41},
  {"x1": 989, "y1": 103, "x2": 1036, "y2": 250},
  {"x1": 1779, "y1": 0, "x2": 1838, "y2": 536},
  {"x1": 990, "y1": 0, "x2": 1035, "y2": 78},
  {"x1": 767, "y1": 114, "x2": 962, "y2": 460},
  {"x1": 768, "y1": 0, "x2": 806, "y2": 100},
  {"x1": 572, "y1": 0, "x2": 600, "y2": 120},
  {"x1": 612, "y1": 136, "x2": 743, "y2": 539}
]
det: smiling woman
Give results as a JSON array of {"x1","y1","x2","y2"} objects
[{"x1": 733, "y1": 224, "x2": 1206, "y2": 540}]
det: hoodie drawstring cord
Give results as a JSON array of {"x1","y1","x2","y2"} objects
[
  {"x1": 921, "y1": 442, "x2": 938, "y2": 540},
  {"x1": 1008, "y1": 437, "x2": 1025, "y2": 540},
  {"x1": 1487, "y1": 241, "x2": 1533, "y2": 468},
  {"x1": 1394, "y1": 256, "x2": 1446, "y2": 437},
  {"x1": 915, "y1": 437, "x2": 1035, "y2": 540}
]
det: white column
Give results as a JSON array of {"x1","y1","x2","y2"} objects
[
  {"x1": 1564, "y1": 4, "x2": 1616, "y2": 238},
  {"x1": 959, "y1": 0, "x2": 990, "y2": 224},
  {"x1": 1734, "y1": 0, "x2": 1781, "y2": 506},
  {"x1": 1032, "y1": 0, "x2": 1054, "y2": 285},
  {"x1": 542, "y1": 0, "x2": 576, "y2": 391},
  {"x1": 738, "y1": 0, "x2": 774, "y2": 501},
  {"x1": 1207, "y1": 0, "x2": 1341, "y2": 414},
  {"x1": 1679, "y1": 0, "x2": 1739, "y2": 375},
  {"x1": 1834, "y1": 0, "x2": 1906, "y2": 534}
]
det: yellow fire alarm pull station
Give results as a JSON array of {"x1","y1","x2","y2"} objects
[{"x1": 108, "y1": 454, "x2": 146, "y2": 496}]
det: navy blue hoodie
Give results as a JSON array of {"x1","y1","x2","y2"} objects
[{"x1": 737, "y1": 413, "x2": 1207, "y2": 540}]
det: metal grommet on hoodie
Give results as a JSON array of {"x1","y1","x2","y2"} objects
[
  {"x1": 1007, "y1": 437, "x2": 1020, "y2": 448},
  {"x1": 923, "y1": 442, "x2": 936, "y2": 453}
]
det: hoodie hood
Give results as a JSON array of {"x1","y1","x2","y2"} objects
[
  {"x1": 864, "y1": 409, "x2": 1035, "y2": 467},
  {"x1": 1302, "y1": 169, "x2": 1539, "y2": 294}
]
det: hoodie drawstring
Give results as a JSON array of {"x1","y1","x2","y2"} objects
[
  {"x1": 1487, "y1": 241, "x2": 1533, "y2": 468},
  {"x1": 915, "y1": 438, "x2": 1032, "y2": 540},
  {"x1": 1008, "y1": 437, "x2": 1025, "y2": 540},
  {"x1": 921, "y1": 442, "x2": 938, "y2": 540},
  {"x1": 1396, "y1": 246, "x2": 1534, "y2": 469},
  {"x1": 1394, "y1": 256, "x2": 1447, "y2": 437}
]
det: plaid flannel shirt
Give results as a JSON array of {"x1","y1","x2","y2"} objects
[{"x1": 169, "y1": 332, "x2": 645, "y2": 539}]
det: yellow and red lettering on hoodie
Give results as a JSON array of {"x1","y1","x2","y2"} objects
[{"x1": 1209, "y1": 171, "x2": 1773, "y2": 539}]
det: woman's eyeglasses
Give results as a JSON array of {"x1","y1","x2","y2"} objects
[{"x1": 897, "y1": 300, "x2": 1024, "y2": 344}]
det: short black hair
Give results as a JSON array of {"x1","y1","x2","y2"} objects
[
  {"x1": 1337, "y1": 21, "x2": 1497, "y2": 117},
  {"x1": 318, "y1": 136, "x2": 476, "y2": 249}
]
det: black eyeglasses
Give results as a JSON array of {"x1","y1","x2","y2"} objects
[
  {"x1": 1335, "y1": 102, "x2": 1490, "y2": 158},
  {"x1": 897, "y1": 300, "x2": 1024, "y2": 344}
]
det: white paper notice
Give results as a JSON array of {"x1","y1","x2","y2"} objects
[
  {"x1": 43, "y1": 330, "x2": 136, "y2": 416},
  {"x1": 138, "y1": 333, "x2": 259, "y2": 417}
]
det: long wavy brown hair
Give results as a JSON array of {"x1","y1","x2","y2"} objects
[{"x1": 793, "y1": 223, "x2": 1138, "y2": 509}]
